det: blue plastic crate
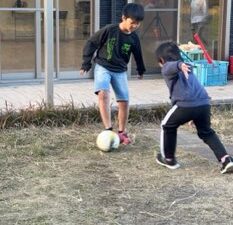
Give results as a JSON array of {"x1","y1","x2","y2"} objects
[
  {"x1": 180, "y1": 49, "x2": 204, "y2": 62},
  {"x1": 184, "y1": 49, "x2": 204, "y2": 61},
  {"x1": 192, "y1": 60, "x2": 228, "y2": 86}
]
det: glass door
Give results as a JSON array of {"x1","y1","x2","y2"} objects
[
  {"x1": 60, "y1": 0, "x2": 92, "y2": 78},
  {"x1": 0, "y1": 0, "x2": 93, "y2": 81},
  {"x1": 50, "y1": 0, "x2": 93, "y2": 79},
  {"x1": 133, "y1": 0, "x2": 178, "y2": 75},
  {"x1": 0, "y1": 0, "x2": 37, "y2": 80},
  {"x1": 179, "y1": 0, "x2": 226, "y2": 60}
]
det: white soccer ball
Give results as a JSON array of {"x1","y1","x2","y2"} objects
[{"x1": 96, "y1": 130, "x2": 120, "y2": 152}]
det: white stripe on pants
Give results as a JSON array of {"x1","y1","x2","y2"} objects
[{"x1": 160, "y1": 105, "x2": 178, "y2": 158}]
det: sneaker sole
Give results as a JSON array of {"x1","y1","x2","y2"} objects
[
  {"x1": 221, "y1": 162, "x2": 233, "y2": 174},
  {"x1": 156, "y1": 158, "x2": 180, "y2": 170}
]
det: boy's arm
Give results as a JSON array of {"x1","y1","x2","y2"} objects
[
  {"x1": 81, "y1": 28, "x2": 108, "y2": 73},
  {"x1": 132, "y1": 36, "x2": 146, "y2": 77},
  {"x1": 162, "y1": 61, "x2": 190, "y2": 79}
]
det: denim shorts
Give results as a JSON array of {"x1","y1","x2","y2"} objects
[{"x1": 94, "y1": 64, "x2": 129, "y2": 101}]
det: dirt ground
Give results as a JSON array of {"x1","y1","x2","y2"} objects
[{"x1": 0, "y1": 117, "x2": 233, "y2": 225}]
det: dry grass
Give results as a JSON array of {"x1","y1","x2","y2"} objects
[
  {"x1": 0, "y1": 104, "x2": 233, "y2": 224},
  {"x1": 0, "y1": 103, "x2": 102, "y2": 129},
  {"x1": 211, "y1": 105, "x2": 233, "y2": 143},
  {"x1": 0, "y1": 103, "x2": 231, "y2": 130}
]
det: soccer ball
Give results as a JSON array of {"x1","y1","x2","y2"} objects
[{"x1": 96, "y1": 130, "x2": 120, "y2": 152}]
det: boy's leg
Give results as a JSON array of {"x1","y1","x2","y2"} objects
[
  {"x1": 111, "y1": 71, "x2": 131, "y2": 144},
  {"x1": 193, "y1": 105, "x2": 228, "y2": 161},
  {"x1": 117, "y1": 101, "x2": 131, "y2": 145},
  {"x1": 117, "y1": 101, "x2": 129, "y2": 133},
  {"x1": 94, "y1": 64, "x2": 112, "y2": 129},
  {"x1": 160, "y1": 105, "x2": 192, "y2": 159},
  {"x1": 98, "y1": 91, "x2": 111, "y2": 129},
  {"x1": 194, "y1": 105, "x2": 233, "y2": 174},
  {"x1": 191, "y1": 23, "x2": 197, "y2": 39},
  {"x1": 160, "y1": 106, "x2": 179, "y2": 159},
  {"x1": 157, "y1": 105, "x2": 182, "y2": 169}
]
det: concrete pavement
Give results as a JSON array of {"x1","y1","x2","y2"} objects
[{"x1": 0, "y1": 78, "x2": 232, "y2": 111}]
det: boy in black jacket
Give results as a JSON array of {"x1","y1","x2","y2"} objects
[
  {"x1": 80, "y1": 3, "x2": 146, "y2": 145},
  {"x1": 155, "y1": 41, "x2": 233, "y2": 174}
]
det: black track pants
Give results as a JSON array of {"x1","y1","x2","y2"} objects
[{"x1": 160, "y1": 104, "x2": 227, "y2": 161}]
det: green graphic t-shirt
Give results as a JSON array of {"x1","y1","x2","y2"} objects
[{"x1": 81, "y1": 24, "x2": 145, "y2": 75}]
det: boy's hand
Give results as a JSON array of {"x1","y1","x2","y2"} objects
[
  {"x1": 80, "y1": 69, "x2": 87, "y2": 76},
  {"x1": 180, "y1": 63, "x2": 190, "y2": 79},
  {"x1": 158, "y1": 62, "x2": 163, "y2": 68},
  {"x1": 137, "y1": 74, "x2": 143, "y2": 80},
  {"x1": 188, "y1": 120, "x2": 195, "y2": 128}
]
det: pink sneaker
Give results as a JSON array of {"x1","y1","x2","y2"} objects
[{"x1": 118, "y1": 132, "x2": 132, "y2": 145}]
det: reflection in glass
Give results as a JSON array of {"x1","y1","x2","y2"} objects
[
  {"x1": 135, "y1": 0, "x2": 178, "y2": 9},
  {"x1": 42, "y1": 0, "x2": 91, "y2": 73},
  {"x1": 57, "y1": 0, "x2": 91, "y2": 73},
  {"x1": 132, "y1": 0, "x2": 178, "y2": 75},
  {"x1": 0, "y1": 10, "x2": 35, "y2": 77},
  {"x1": 0, "y1": 0, "x2": 92, "y2": 79},
  {"x1": 179, "y1": 0, "x2": 220, "y2": 59},
  {"x1": 0, "y1": 0, "x2": 35, "y2": 8}
]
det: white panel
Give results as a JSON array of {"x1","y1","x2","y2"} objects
[
  {"x1": 225, "y1": 0, "x2": 232, "y2": 59},
  {"x1": 95, "y1": 0, "x2": 100, "y2": 31}
]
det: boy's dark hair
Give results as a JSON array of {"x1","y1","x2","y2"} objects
[
  {"x1": 122, "y1": 3, "x2": 144, "y2": 21},
  {"x1": 155, "y1": 42, "x2": 183, "y2": 63}
]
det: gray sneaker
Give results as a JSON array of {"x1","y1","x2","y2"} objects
[
  {"x1": 221, "y1": 156, "x2": 233, "y2": 174},
  {"x1": 156, "y1": 153, "x2": 180, "y2": 170}
]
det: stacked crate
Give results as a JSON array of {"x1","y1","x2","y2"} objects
[
  {"x1": 180, "y1": 49, "x2": 229, "y2": 86},
  {"x1": 192, "y1": 60, "x2": 228, "y2": 86}
]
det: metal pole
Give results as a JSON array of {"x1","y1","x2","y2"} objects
[
  {"x1": 44, "y1": 0, "x2": 54, "y2": 107},
  {"x1": 55, "y1": 0, "x2": 60, "y2": 78},
  {"x1": 0, "y1": 31, "x2": 2, "y2": 80},
  {"x1": 35, "y1": 0, "x2": 42, "y2": 78},
  {"x1": 90, "y1": 0, "x2": 94, "y2": 35},
  {"x1": 225, "y1": 0, "x2": 232, "y2": 59},
  {"x1": 94, "y1": 0, "x2": 100, "y2": 32},
  {"x1": 177, "y1": 0, "x2": 181, "y2": 44}
]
